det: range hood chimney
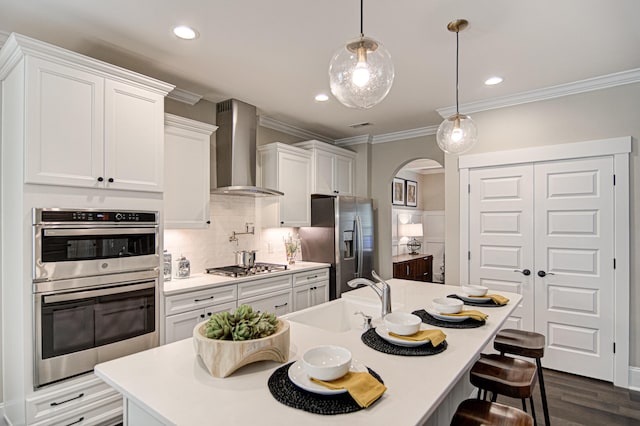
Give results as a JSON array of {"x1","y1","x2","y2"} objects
[{"x1": 211, "y1": 99, "x2": 283, "y2": 196}]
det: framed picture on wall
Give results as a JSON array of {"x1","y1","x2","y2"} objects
[
  {"x1": 406, "y1": 180, "x2": 417, "y2": 207},
  {"x1": 392, "y1": 177, "x2": 405, "y2": 205}
]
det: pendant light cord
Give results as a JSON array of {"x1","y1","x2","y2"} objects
[
  {"x1": 360, "y1": 0, "x2": 364, "y2": 37},
  {"x1": 455, "y1": 29, "x2": 460, "y2": 115}
]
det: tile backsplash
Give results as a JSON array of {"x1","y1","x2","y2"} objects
[{"x1": 163, "y1": 195, "x2": 299, "y2": 274}]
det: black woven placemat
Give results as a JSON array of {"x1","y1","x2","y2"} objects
[
  {"x1": 267, "y1": 362, "x2": 384, "y2": 415},
  {"x1": 360, "y1": 328, "x2": 447, "y2": 356},
  {"x1": 447, "y1": 294, "x2": 506, "y2": 308},
  {"x1": 411, "y1": 309, "x2": 485, "y2": 329}
]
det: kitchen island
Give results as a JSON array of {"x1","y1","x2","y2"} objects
[{"x1": 95, "y1": 279, "x2": 521, "y2": 425}]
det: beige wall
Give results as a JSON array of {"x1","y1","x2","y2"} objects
[
  {"x1": 370, "y1": 136, "x2": 444, "y2": 279},
  {"x1": 440, "y1": 83, "x2": 640, "y2": 366},
  {"x1": 421, "y1": 173, "x2": 445, "y2": 211}
]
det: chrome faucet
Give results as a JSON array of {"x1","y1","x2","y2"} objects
[{"x1": 347, "y1": 270, "x2": 392, "y2": 318}]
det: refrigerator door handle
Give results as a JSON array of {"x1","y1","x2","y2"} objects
[{"x1": 355, "y1": 214, "x2": 364, "y2": 278}]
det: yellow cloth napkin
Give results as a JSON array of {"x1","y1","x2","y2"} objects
[
  {"x1": 442, "y1": 310, "x2": 488, "y2": 322},
  {"x1": 311, "y1": 371, "x2": 387, "y2": 408},
  {"x1": 388, "y1": 329, "x2": 447, "y2": 347},
  {"x1": 471, "y1": 294, "x2": 509, "y2": 305}
]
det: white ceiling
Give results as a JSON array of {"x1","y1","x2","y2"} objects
[{"x1": 2, "y1": 0, "x2": 639, "y2": 140}]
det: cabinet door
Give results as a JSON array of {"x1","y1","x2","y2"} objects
[
  {"x1": 314, "y1": 150, "x2": 334, "y2": 195},
  {"x1": 310, "y1": 280, "x2": 329, "y2": 306},
  {"x1": 293, "y1": 285, "x2": 311, "y2": 312},
  {"x1": 164, "y1": 121, "x2": 211, "y2": 228},
  {"x1": 334, "y1": 154, "x2": 354, "y2": 195},
  {"x1": 25, "y1": 57, "x2": 105, "y2": 187},
  {"x1": 278, "y1": 151, "x2": 311, "y2": 226},
  {"x1": 165, "y1": 309, "x2": 206, "y2": 344},
  {"x1": 104, "y1": 80, "x2": 164, "y2": 192}
]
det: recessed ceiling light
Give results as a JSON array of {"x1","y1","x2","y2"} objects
[
  {"x1": 314, "y1": 93, "x2": 329, "y2": 102},
  {"x1": 484, "y1": 76, "x2": 503, "y2": 86},
  {"x1": 173, "y1": 25, "x2": 198, "y2": 40}
]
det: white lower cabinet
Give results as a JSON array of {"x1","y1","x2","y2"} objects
[
  {"x1": 26, "y1": 374, "x2": 122, "y2": 426},
  {"x1": 238, "y1": 275, "x2": 293, "y2": 316},
  {"x1": 292, "y1": 268, "x2": 330, "y2": 311},
  {"x1": 164, "y1": 285, "x2": 237, "y2": 344}
]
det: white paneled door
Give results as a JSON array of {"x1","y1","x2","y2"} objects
[
  {"x1": 469, "y1": 165, "x2": 534, "y2": 331},
  {"x1": 468, "y1": 156, "x2": 614, "y2": 381},
  {"x1": 533, "y1": 157, "x2": 614, "y2": 380}
]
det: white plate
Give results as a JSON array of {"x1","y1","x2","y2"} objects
[
  {"x1": 425, "y1": 307, "x2": 470, "y2": 322},
  {"x1": 288, "y1": 359, "x2": 367, "y2": 395},
  {"x1": 375, "y1": 325, "x2": 435, "y2": 347},
  {"x1": 457, "y1": 294, "x2": 492, "y2": 303}
]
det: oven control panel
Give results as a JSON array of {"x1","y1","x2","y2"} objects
[{"x1": 34, "y1": 208, "x2": 158, "y2": 224}]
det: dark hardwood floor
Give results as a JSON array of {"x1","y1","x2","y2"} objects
[{"x1": 493, "y1": 368, "x2": 640, "y2": 425}]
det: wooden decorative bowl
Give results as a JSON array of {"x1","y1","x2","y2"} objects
[{"x1": 193, "y1": 319, "x2": 290, "y2": 378}]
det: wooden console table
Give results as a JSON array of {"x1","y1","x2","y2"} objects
[{"x1": 392, "y1": 254, "x2": 433, "y2": 282}]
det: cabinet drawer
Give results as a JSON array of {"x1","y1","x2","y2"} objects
[
  {"x1": 31, "y1": 393, "x2": 122, "y2": 426},
  {"x1": 238, "y1": 288, "x2": 292, "y2": 316},
  {"x1": 26, "y1": 374, "x2": 118, "y2": 424},
  {"x1": 165, "y1": 285, "x2": 237, "y2": 315},
  {"x1": 293, "y1": 268, "x2": 329, "y2": 287},
  {"x1": 237, "y1": 275, "x2": 292, "y2": 299}
]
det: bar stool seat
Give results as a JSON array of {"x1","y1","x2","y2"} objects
[
  {"x1": 470, "y1": 354, "x2": 538, "y2": 424},
  {"x1": 494, "y1": 329, "x2": 550, "y2": 425},
  {"x1": 451, "y1": 399, "x2": 534, "y2": 426}
]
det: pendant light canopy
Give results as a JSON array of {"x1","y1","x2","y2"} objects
[
  {"x1": 329, "y1": 0, "x2": 394, "y2": 109},
  {"x1": 436, "y1": 19, "x2": 478, "y2": 155}
]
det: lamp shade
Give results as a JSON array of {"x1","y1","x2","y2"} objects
[{"x1": 400, "y1": 223, "x2": 423, "y2": 237}]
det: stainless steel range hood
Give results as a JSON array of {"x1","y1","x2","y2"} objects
[{"x1": 211, "y1": 99, "x2": 283, "y2": 196}]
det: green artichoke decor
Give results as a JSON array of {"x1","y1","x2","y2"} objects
[{"x1": 204, "y1": 304, "x2": 279, "y2": 341}]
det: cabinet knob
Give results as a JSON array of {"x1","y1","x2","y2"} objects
[
  {"x1": 108, "y1": 177, "x2": 114, "y2": 183},
  {"x1": 97, "y1": 177, "x2": 104, "y2": 182},
  {"x1": 206, "y1": 220, "x2": 211, "y2": 224},
  {"x1": 280, "y1": 221, "x2": 284, "y2": 225}
]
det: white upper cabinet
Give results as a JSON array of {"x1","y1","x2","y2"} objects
[
  {"x1": 164, "y1": 114, "x2": 217, "y2": 229},
  {"x1": 1, "y1": 33, "x2": 174, "y2": 192},
  {"x1": 258, "y1": 142, "x2": 311, "y2": 227},
  {"x1": 294, "y1": 140, "x2": 356, "y2": 196}
]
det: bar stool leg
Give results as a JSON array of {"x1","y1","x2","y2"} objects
[
  {"x1": 536, "y1": 358, "x2": 551, "y2": 425},
  {"x1": 529, "y1": 396, "x2": 538, "y2": 426}
]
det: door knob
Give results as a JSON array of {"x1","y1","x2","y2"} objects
[
  {"x1": 537, "y1": 270, "x2": 555, "y2": 277},
  {"x1": 514, "y1": 269, "x2": 531, "y2": 276}
]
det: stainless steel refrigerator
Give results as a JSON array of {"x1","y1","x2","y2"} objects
[{"x1": 299, "y1": 195, "x2": 375, "y2": 300}]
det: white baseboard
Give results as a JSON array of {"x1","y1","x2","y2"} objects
[{"x1": 628, "y1": 366, "x2": 640, "y2": 391}]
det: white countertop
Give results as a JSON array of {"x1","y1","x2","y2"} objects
[
  {"x1": 163, "y1": 261, "x2": 330, "y2": 295},
  {"x1": 96, "y1": 280, "x2": 520, "y2": 425}
]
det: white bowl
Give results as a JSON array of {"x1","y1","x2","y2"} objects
[
  {"x1": 432, "y1": 297, "x2": 463, "y2": 314},
  {"x1": 302, "y1": 345, "x2": 352, "y2": 381},
  {"x1": 384, "y1": 312, "x2": 422, "y2": 336},
  {"x1": 462, "y1": 285, "x2": 489, "y2": 297}
]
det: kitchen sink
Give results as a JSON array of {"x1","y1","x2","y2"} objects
[{"x1": 284, "y1": 297, "x2": 399, "y2": 333}]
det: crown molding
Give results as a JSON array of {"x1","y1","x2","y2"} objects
[
  {"x1": 167, "y1": 88, "x2": 203, "y2": 105},
  {"x1": 437, "y1": 68, "x2": 640, "y2": 118},
  {"x1": 371, "y1": 125, "x2": 438, "y2": 144},
  {"x1": 165, "y1": 113, "x2": 217, "y2": 134},
  {"x1": 258, "y1": 115, "x2": 333, "y2": 143},
  {"x1": 334, "y1": 135, "x2": 371, "y2": 146}
]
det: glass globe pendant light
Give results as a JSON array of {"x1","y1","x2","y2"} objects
[
  {"x1": 328, "y1": 0, "x2": 394, "y2": 109},
  {"x1": 437, "y1": 19, "x2": 478, "y2": 154}
]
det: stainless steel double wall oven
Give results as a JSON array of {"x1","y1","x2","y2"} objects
[{"x1": 32, "y1": 208, "x2": 160, "y2": 388}]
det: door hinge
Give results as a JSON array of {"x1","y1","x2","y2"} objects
[
  {"x1": 468, "y1": 251, "x2": 471, "y2": 260},
  {"x1": 468, "y1": 183, "x2": 471, "y2": 193},
  {"x1": 613, "y1": 258, "x2": 616, "y2": 269},
  {"x1": 613, "y1": 342, "x2": 616, "y2": 354},
  {"x1": 613, "y1": 174, "x2": 616, "y2": 186}
]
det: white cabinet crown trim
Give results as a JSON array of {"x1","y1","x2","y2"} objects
[
  {"x1": 0, "y1": 33, "x2": 174, "y2": 94},
  {"x1": 165, "y1": 113, "x2": 217, "y2": 134}
]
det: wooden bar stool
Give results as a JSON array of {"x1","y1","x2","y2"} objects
[
  {"x1": 470, "y1": 354, "x2": 538, "y2": 425},
  {"x1": 494, "y1": 329, "x2": 550, "y2": 426},
  {"x1": 451, "y1": 399, "x2": 534, "y2": 426}
]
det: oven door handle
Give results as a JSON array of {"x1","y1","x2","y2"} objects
[
  {"x1": 42, "y1": 228, "x2": 156, "y2": 237},
  {"x1": 43, "y1": 281, "x2": 155, "y2": 304}
]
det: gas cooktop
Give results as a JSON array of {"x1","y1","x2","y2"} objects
[{"x1": 205, "y1": 262, "x2": 288, "y2": 278}]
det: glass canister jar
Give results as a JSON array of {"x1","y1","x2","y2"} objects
[
  {"x1": 163, "y1": 250, "x2": 172, "y2": 281},
  {"x1": 176, "y1": 255, "x2": 191, "y2": 279}
]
